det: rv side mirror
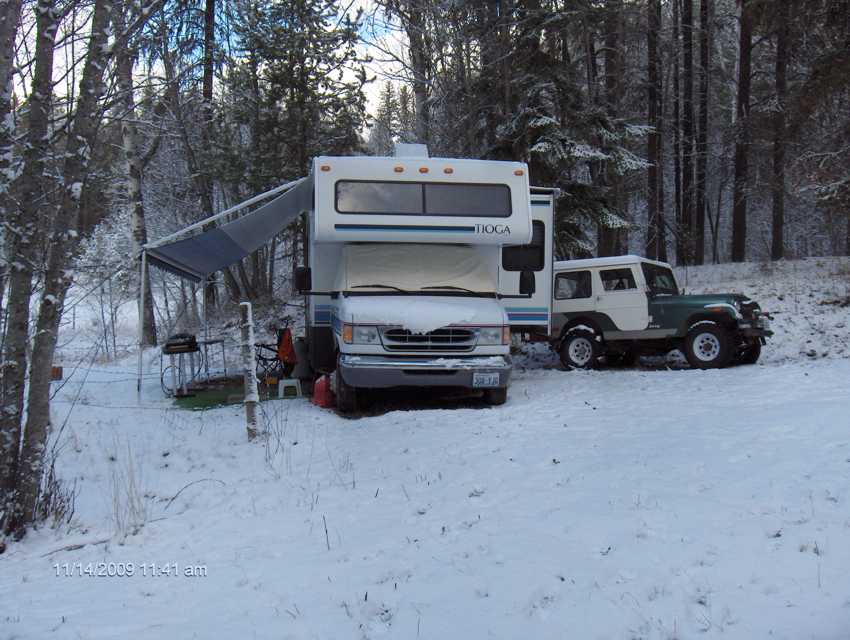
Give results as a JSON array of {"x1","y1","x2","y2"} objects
[
  {"x1": 294, "y1": 266, "x2": 311, "y2": 293},
  {"x1": 519, "y1": 270, "x2": 536, "y2": 296}
]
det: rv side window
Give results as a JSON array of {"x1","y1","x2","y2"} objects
[
  {"x1": 501, "y1": 221, "x2": 545, "y2": 271},
  {"x1": 335, "y1": 181, "x2": 511, "y2": 217},
  {"x1": 424, "y1": 184, "x2": 511, "y2": 217},
  {"x1": 335, "y1": 181, "x2": 422, "y2": 214},
  {"x1": 600, "y1": 267, "x2": 637, "y2": 291},
  {"x1": 554, "y1": 271, "x2": 592, "y2": 300}
]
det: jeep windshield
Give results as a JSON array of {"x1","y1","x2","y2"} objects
[
  {"x1": 641, "y1": 262, "x2": 678, "y2": 295},
  {"x1": 336, "y1": 243, "x2": 498, "y2": 297}
]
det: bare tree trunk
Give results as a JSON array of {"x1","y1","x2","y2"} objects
[
  {"x1": 731, "y1": 0, "x2": 753, "y2": 262},
  {"x1": 646, "y1": 0, "x2": 666, "y2": 261},
  {"x1": 0, "y1": 0, "x2": 58, "y2": 531},
  {"x1": 602, "y1": 0, "x2": 624, "y2": 256},
  {"x1": 771, "y1": 0, "x2": 788, "y2": 261},
  {"x1": 695, "y1": 0, "x2": 710, "y2": 265},
  {"x1": 160, "y1": 28, "x2": 241, "y2": 302},
  {"x1": 0, "y1": 0, "x2": 23, "y2": 220},
  {"x1": 10, "y1": 0, "x2": 113, "y2": 534},
  {"x1": 116, "y1": 6, "x2": 156, "y2": 345},
  {"x1": 267, "y1": 236, "x2": 277, "y2": 298},
  {"x1": 202, "y1": 0, "x2": 217, "y2": 308},
  {"x1": 845, "y1": 215, "x2": 850, "y2": 257},
  {"x1": 403, "y1": 2, "x2": 431, "y2": 144},
  {"x1": 672, "y1": 0, "x2": 684, "y2": 265},
  {"x1": 681, "y1": 0, "x2": 695, "y2": 265}
]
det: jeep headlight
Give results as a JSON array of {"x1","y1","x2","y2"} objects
[{"x1": 478, "y1": 326, "x2": 510, "y2": 345}]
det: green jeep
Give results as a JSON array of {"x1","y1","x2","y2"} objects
[{"x1": 551, "y1": 255, "x2": 773, "y2": 370}]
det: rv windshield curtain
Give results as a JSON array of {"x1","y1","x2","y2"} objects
[
  {"x1": 334, "y1": 243, "x2": 497, "y2": 293},
  {"x1": 145, "y1": 177, "x2": 313, "y2": 281}
]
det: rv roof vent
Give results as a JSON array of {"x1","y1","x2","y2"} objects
[{"x1": 394, "y1": 143, "x2": 429, "y2": 158}]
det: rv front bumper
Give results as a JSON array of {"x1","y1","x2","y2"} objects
[{"x1": 338, "y1": 354, "x2": 513, "y2": 389}]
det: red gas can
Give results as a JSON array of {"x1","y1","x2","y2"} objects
[{"x1": 311, "y1": 374, "x2": 335, "y2": 408}]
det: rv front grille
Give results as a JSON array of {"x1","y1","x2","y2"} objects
[{"x1": 381, "y1": 327, "x2": 476, "y2": 352}]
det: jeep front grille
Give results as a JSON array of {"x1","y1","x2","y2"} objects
[{"x1": 381, "y1": 327, "x2": 476, "y2": 352}]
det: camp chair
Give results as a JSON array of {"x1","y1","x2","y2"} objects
[{"x1": 255, "y1": 328, "x2": 297, "y2": 384}]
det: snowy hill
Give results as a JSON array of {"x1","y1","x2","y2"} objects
[{"x1": 3, "y1": 258, "x2": 850, "y2": 639}]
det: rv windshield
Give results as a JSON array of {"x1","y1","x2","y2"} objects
[{"x1": 336, "y1": 244, "x2": 497, "y2": 295}]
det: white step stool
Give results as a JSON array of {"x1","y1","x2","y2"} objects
[{"x1": 278, "y1": 378, "x2": 302, "y2": 399}]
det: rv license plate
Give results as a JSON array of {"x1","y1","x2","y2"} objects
[{"x1": 472, "y1": 373, "x2": 500, "y2": 388}]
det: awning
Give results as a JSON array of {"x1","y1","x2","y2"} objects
[{"x1": 145, "y1": 176, "x2": 313, "y2": 281}]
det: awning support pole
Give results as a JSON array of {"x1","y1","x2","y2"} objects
[{"x1": 137, "y1": 250, "x2": 147, "y2": 399}]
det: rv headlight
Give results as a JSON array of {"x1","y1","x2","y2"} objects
[
  {"x1": 352, "y1": 325, "x2": 380, "y2": 345},
  {"x1": 478, "y1": 327, "x2": 508, "y2": 345}
]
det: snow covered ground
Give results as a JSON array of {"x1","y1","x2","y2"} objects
[{"x1": 3, "y1": 258, "x2": 850, "y2": 640}]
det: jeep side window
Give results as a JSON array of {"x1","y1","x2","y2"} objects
[
  {"x1": 600, "y1": 268, "x2": 637, "y2": 292},
  {"x1": 554, "y1": 271, "x2": 592, "y2": 300}
]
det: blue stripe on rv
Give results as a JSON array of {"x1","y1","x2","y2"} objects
[
  {"x1": 314, "y1": 303, "x2": 332, "y2": 325},
  {"x1": 505, "y1": 307, "x2": 549, "y2": 323}
]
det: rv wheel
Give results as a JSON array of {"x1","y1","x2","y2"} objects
[
  {"x1": 334, "y1": 368, "x2": 358, "y2": 413},
  {"x1": 483, "y1": 387, "x2": 507, "y2": 406}
]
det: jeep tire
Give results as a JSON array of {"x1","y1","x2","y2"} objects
[
  {"x1": 559, "y1": 329, "x2": 601, "y2": 370},
  {"x1": 738, "y1": 338, "x2": 762, "y2": 365},
  {"x1": 684, "y1": 322, "x2": 731, "y2": 369}
]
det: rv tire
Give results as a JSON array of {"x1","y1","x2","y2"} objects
[
  {"x1": 483, "y1": 387, "x2": 508, "y2": 406},
  {"x1": 334, "y1": 365, "x2": 358, "y2": 413}
]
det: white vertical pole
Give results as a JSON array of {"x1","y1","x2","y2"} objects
[
  {"x1": 137, "y1": 251, "x2": 147, "y2": 398},
  {"x1": 201, "y1": 276, "x2": 210, "y2": 380},
  {"x1": 240, "y1": 302, "x2": 259, "y2": 439}
]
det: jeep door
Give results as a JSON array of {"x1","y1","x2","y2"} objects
[
  {"x1": 594, "y1": 266, "x2": 650, "y2": 332},
  {"x1": 552, "y1": 269, "x2": 594, "y2": 334}
]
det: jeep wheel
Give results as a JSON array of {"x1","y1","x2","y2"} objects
[
  {"x1": 684, "y1": 323, "x2": 731, "y2": 369},
  {"x1": 483, "y1": 387, "x2": 508, "y2": 406},
  {"x1": 738, "y1": 338, "x2": 762, "y2": 365},
  {"x1": 559, "y1": 329, "x2": 601, "y2": 370}
]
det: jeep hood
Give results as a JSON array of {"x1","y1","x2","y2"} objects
[{"x1": 652, "y1": 293, "x2": 750, "y2": 306}]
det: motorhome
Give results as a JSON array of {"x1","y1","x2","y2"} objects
[{"x1": 294, "y1": 144, "x2": 539, "y2": 411}]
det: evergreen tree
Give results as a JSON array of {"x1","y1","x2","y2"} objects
[{"x1": 368, "y1": 82, "x2": 399, "y2": 156}]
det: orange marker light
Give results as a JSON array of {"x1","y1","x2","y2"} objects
[
  {"x1": 342, "y1": 324, "x2": 353, "y2": 344},
  {"x1": 514, "y1": 169, "x2": 525, "y2": 176},
  {"x1": 394, "y1": 166, "x2": 404, "y2": 173},
  {"x1": 320, "y1": 165, "x2": 331, "y2": 172},
  {"x1": 419, "y1": 167, "x2": 429, "y2": 174},
  {"x1": 443, "y1": 167, "x2": 454, "y2": 174}
]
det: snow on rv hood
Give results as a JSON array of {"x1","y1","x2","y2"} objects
[{"x1": 339, "y1": 296, "x2": 507, "y2": 334}]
